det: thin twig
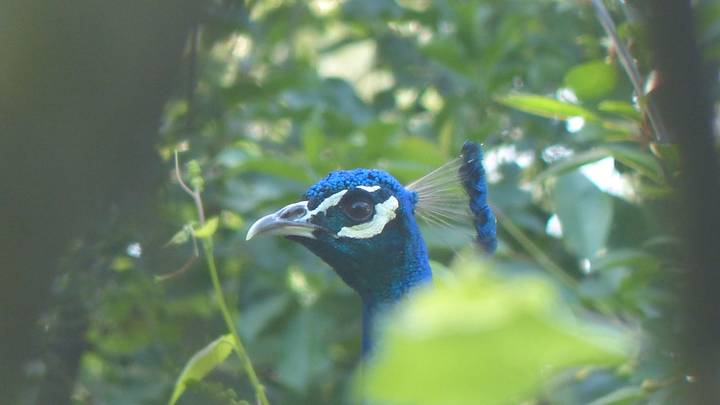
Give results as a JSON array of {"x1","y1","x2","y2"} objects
[
  {"x1": 590, "y1": 0, "x2": 669, "y2": 143},
  {"x1": 155, "y1": 255, "x2": 198, "y2": 282},
  {"x1": 174, "y1": 150, "x2": 206, "y2": 224},
  {"x1": 174, "y1": 151, "x2": 195, "y2": 196}
]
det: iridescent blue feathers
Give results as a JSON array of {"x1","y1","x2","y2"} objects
[
  {"x1": 407, "y1": 141, "x2": 497, "y2": 253},
  {"x1": 303, "y1": 169, "x2": 411, "y2": 210},
  {"x1": 458, "y1": 141, "x2": 497, "y2": 253}
]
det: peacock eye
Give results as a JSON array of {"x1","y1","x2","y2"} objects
[{"x1": 340, "y1": 192, "x2": 375, "y2": 221}]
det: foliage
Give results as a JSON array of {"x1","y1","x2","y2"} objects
[
  {"x1": 32, "y1": 0, "x2": 719, "y2": 404},
  {"x1": 361, "y1": 263, "x2": 628, "y2": 405},
  {"x1": 170, "y1": 334, "x2": 235, "y2": 405}
]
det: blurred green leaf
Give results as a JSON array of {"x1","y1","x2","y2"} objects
[
  {"x1": 170, "y1": 334, "x2": 236, "y2": 405},
  {"x1": 564, "y1": 60, "x2": 617, "y2": 100},
  {"x1": 552, "y1": 172, "x2": 613, "y2": 258},
  {"x1": 605, "y1": 144, "x2": 665, "y2": 184},
  {"x1": 361, "y1": 269, "x2": 628, "y2": 405},
  {"x1": 194, "y1": 217, "x2": 220, "y2": 239},
  {"x1": 535, "y1": 148, "x2": 610, "y2": 183},
  {"x1": 496, "y1": 93, "x2": 598, "y2": 120},
  {"x1": 598, "y1": 100, "x2": 642, "y2": 121},
  {"x1": 167, "y1": 226, "x2": 192, "y2": 246}
]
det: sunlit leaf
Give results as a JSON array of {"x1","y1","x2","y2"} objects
[
  {"x1": 535, "y1": 148, "x2": 610, "y2": 183},
  {"x1": 360, "y1": 269, "x2": 628, "y2": 405},
  {"x1": 194, "y1": 217, "x2": 219, "y2": 239},
  {"x1": 496, "y1": 93, "x2": 598, "y2": 120},
  {"x1": 598, "y1": 100, "x2": 642, "y2": 121},
  {"x1": 564, "y1": 60, "x2": 617, "y2": 100},
  {"x1": 170, "y1": 334, "x2": 236, "y2": 405}
]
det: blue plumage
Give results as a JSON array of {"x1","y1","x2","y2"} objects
[
  {"x1": 303, "y1": 169, "x2": 412, "y2": 210},
  {"x1": 247, "y1": 141, "x2": 495, "y2": 353},
  {"x1": 459, "y1": 141, "x2": 497, "y2": 253}
]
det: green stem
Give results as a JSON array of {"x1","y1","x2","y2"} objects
[
  {"x1": 201, "y1": 238, "x2": 270, "y2": 405},
  {"x1": 496, "y1": 210, "x2": 579, "y2": 289},
  {"x1": 174, "y1": 151, "x2": 269, "y2": 404}
]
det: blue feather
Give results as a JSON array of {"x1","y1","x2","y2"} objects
[{"x1": 459, "y1": 141, "x2": 497, "y2": 253}]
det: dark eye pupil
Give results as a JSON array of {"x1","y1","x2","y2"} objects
[{"x1": 345, "y1": 200, "x2": 373, "y2": 220}]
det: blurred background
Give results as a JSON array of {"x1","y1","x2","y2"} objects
[{"x1": 2, "y1": 0, "x2": 719, "y2": 404}]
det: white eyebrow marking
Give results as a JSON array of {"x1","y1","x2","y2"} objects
[
  {"x1": 307, "y1": 189, "x2": 347, "y2": 217},
  {"x1": 306, "y1": 185, "x2": 378, "y2": 218},
  {"x1": 337, "y1": 196, "x2": 399, "y2": 239},
  {"x1": 357, "y1": 185, "x2": 380, "y2": 192}
]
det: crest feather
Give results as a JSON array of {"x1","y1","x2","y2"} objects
[{"x1": 406, "y1": 141, "x2": 497, "y2": 253}]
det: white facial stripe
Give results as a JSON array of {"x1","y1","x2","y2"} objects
[
  {"x1": 307, "y1": 189, "x2": 347, "y2": 217},
  {"x1": 357, "y1": 185, "x2": 381, "y2": 192},
  {"x1": 305, "y1": 185, "x2": 380, "y2": 218},
  {"x1": 337, "y1": 196, "x2": 399, "y2": 239}
]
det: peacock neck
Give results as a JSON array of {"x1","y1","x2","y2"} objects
[{"x1": 359, "y1": 245, "x2": 432, "y2": 354}]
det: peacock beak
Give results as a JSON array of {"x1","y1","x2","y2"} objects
[{"x1": 246, "y1": 201, "x2": 320, "y2": 241}]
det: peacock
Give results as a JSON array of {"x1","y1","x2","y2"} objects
[{"x1": 246, "y1": 141, "x2": 496, "y2": 353}]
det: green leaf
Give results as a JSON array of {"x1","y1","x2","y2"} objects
[
  {"x1": 496, "y1": 93, "x2": 597, "y2": 120},
  {"x1": 564, "y1": 60, "x2": 617, "y2": 100},
  {"x1": 605, "y1": 144, "x2": 665, "y2": 184},
  {"x1": 552, "y1": 172, "x2": 613, "y2": 258},
  {"x1": 537, "y1": 146, "x2": 665, "y2": 185},
  {"x1": 598, "y1": 100, "x2": 642, "y2": 121},
  {"x1": 360, "y1": 269, "x2": 628, "y2": 405},
  {"x1": 167, "y1": 225, "x2": 192, "y2": 246},
  {"x1": 535, "y1": 148, "x2": 610, "y2": 183},
  {"x1": 170, "y1": 334, "x2": 236, "y2": 405},
  {"x1": 194, "y1": 217, "x2": 219, "y2": 239}
]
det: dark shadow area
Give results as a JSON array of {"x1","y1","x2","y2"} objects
[{"x1": 0, "y1": 1, "x2": 203, "y2": 403}]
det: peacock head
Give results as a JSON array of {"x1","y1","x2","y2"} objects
[
  {"x1": 246, "y1": 142, "x2": 496, "y2": 304},
  {"x1": 246, "y1": 168, "x2": 428, "y2": 301}
]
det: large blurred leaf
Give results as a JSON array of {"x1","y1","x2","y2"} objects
[
  {"x1": 497, "y1": 93, "x2": 598, "y2": 120},
  {"x1": 564, "y1": 60, "x2": 617, "y2": 100},
  {"x1": 552, "y1": 172, "x2": 613, "y2": 258},
  {"x1": 360, "y1": 268, "x2": 628, "y2": 405}
]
